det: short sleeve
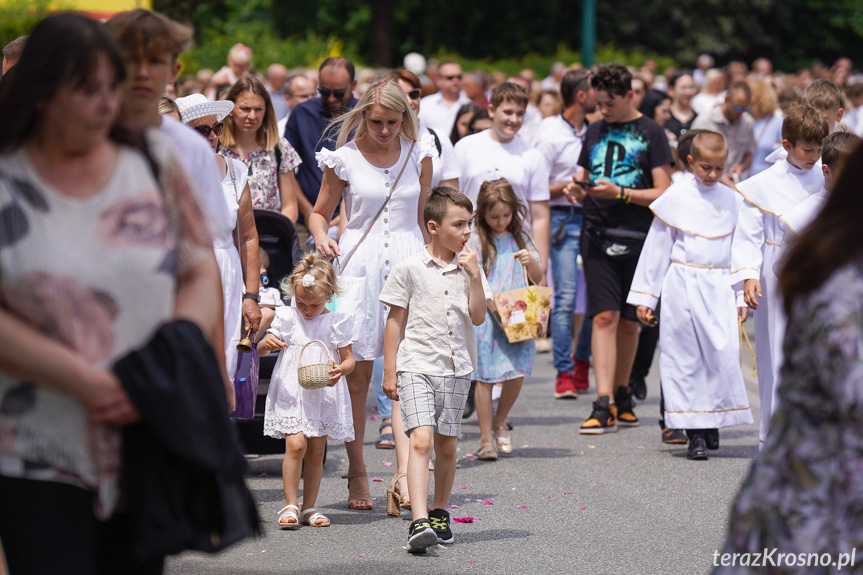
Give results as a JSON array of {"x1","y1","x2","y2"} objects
[
  {"x1": 378, "y1": 263, "x2": 410, "y2": 309},
  {"x1": 577, "y1": 124, "x2": 595, "y2": 170},
  {"x1": 277, "y1": 138, "x2": 302, "y2": 173},
  {"x1": 268, "y1": 306, "x2": 296, "y2": 341},
  {"x1": 329, "y1": 313, "x2": 355, "y2": 348},
  {"x1": 525, "y1": 150, "x2": 551, "y2": 202},
  {"x1": 436, "y1": 131, "x2": 461, "y2": 181},
  {"x1": 647, "y1": 123, "x2": 675, "y2": 170},
  {"x1": 316, "y1": 148, "x2": 348, "y2": 181},
  {"x1": 417, "y1": 131, "x2": 439, "y2": 162}
]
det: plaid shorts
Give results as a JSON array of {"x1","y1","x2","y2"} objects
[{"x1": 398, "y1": 372, "x2": 471, "y2": 436}]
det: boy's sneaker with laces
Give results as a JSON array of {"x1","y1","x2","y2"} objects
[
  {"x1": 407, "y1": 518, "x2": 438, "y2": 552},
  {"x1": 554, "y1": 369, "x2": 578, "y2": 399},
  {"x1": 428, "y1": 508, "x2": 454, "y2": 544},
  {"x1": 579, "y1": 395, "x2": 617, "y2": 434},
  {"x1": 573, "y1": 358, "x2": 590, "y2": 392},
  {"x1": 614, "y1": 386, "x2": 640, "y2": 427}
]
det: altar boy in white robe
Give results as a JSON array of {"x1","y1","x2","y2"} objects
[
  {"x1": 627, "y1": 132, "x2": 753, "y2": 460},
  {"x1": 731, "y1": 105, "x2": 828, "y2": 448}
]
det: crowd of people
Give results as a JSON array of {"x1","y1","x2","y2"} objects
[{"x1": 2, "y1": 7, "x2": 863, "y2": 570}]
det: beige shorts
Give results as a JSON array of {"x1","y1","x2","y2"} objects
[{"x1": 398, "y1": 372, "x2": 471, "y2": 436}]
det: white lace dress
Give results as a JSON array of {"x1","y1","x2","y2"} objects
[
  {"x1": 315, "y1": 133, "x2": 436, "y2": 360},
  {"x1": 263, "y1": 307, "x2": 355, "y2": 440}
]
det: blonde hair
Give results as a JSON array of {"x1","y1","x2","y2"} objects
[
  {"x1": 220, "y1": 74, "x2": 280, "y2": 150},
  {"x1": 747, "y1": 77, "x2": 777, "y2": 119},
  {"x1": 280, "y1": 252, "x2": 341, "y2": 302},
  {"x1": 328, "y1": 77, "x2": 419, "y2": 148}
]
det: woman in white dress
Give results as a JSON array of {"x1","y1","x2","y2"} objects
[
  {"x1": 176, "y1": 94, "x2": 261, "y2": 380},
  {"x1": 309, "y1": 78, "x2": 435, "y2": 510}
]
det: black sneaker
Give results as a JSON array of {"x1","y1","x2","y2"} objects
[
  {"x1": 705, "y1": 428, "x2": 719, "y2": 450},
  {"x1": 687, "y1": 435, "x2": 708, "y2": 460},
  {"x1": 614, "y1": 386, "x2": 640, "y2": 427},
  {"x1": 579, "y1": 396, "x2": 618, "y2": 434},
  {"x1": 428, "y1": 508, "x2": 453, "y2": 544},
  {"x1": 628, "y1": 371, "x2": 647, "y2": 401},
  {"x1": 407, "y1": 518, "x2": 437, "y2": 552}
]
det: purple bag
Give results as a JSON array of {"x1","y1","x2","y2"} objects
[{"x1": 230, "y1": 340, "x2": 259, "y2": 419}]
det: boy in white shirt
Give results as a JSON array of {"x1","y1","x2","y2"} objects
[
  {"x1": 627, "y1": 132, "x2": 752, "y2": 460},
  {"x1": 732, "y1": 104, "x2": 828, "y2": 446},
  {"x1": 379, "y1": 187, "x2": 492, "y2": 553},
  {"x1": 455, "y1": 82, "x2": 551, "y2": 271}
]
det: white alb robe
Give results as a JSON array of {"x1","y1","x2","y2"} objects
[
  {"x1": 627, "y1": 179, "x2": 752, "y2": 430},
  {"x1": 772, "y1": 186, "x2": 828, "y2": 277},
  {"x1": 731, "y1": 159, "x2": 824, "y2": 444}
]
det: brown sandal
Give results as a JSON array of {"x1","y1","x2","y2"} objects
[
  {"x1": 386, "y1": 472, "x2": 412, "y2": 516},
  {"x1": 341, "y1": 472, "x2": 374, "y2": 510}
]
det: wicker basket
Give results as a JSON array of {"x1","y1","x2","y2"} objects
[{"x1": 297, "y1": 340, "x2": 334, "y2": 390}]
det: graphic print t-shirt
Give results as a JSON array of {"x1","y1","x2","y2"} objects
[{"x1": 577, "y1": 116, "x2": 673, "y2": 233}]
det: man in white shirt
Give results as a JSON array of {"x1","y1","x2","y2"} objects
[
  {"x1": 533, "y1": 69, "x2": 596, "y2": 398},
  {"x1": 265, "y1": 63, "x2": 289, "y2": 121},
  {"x1": 419, "y1": 61, "x2": 471, "y2": 137},
  {"x1": 455, "y1": 82, "x2": 550, "y2": 272}
]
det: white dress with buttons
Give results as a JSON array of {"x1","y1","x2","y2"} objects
[{"x1": 317, "y1": 133, "x2": 437, "y2": 360}]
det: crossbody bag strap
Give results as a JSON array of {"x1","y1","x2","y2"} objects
[
  {"x1": 338, "y1": 140, "x2": 416, "y2": 273},
  {"x1": 226, "y1": 156, "x2": 243, "y2": 250}
]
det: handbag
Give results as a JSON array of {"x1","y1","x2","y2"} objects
[
  {"x1": 325, "y1": 140, "x2": 416, "y2": 313},
  {"x1": 587, "y1": 226, "x2": 647, "y2": 259},
  {"x1": 491, "y1": 255, "x2": 552, "y2": 343}
]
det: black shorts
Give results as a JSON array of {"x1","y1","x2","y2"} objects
[{"x1": 580, "y1": 229, "x2": 643, "y2": 321}]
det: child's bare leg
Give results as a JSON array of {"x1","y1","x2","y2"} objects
[
  {"x1": 391, "y1": 400, "x2": 411, "y2": 503},
  {"x1": 431, "y1": 434, "x2": 458, "y2": 510},
  {"x1": 283, "y1": 433, "x2": 306, "y2": 505},
  {"x1": 256, "y1": 307, "x2": 275, "y2": 341},
  {"x1": 491, "y1": 377, "x2": 523, "y2": 432},
  {"x1": 407, "y1": 426, "x2": 434, "y2": 521},
  {"x1": 474, "y1": 381, "x2": 495, "y2": 447},
  {"x1": 300, "y1": 436, "x2": 327, "y2": 512}
]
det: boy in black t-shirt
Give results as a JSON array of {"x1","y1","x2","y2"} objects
[{"x1": 565, "y1": 63, "x2": 673, "y2": 434}]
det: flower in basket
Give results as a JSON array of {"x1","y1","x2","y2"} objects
[
  {"x1": 529, "y1": 322, "x2": 544, "y2": 338},
  {"x1": 525, "y1": 309, "x2": 537, "y2": 324},
  {"x1": 514, "y1": 299, "x2": 528, "y2": 311},
  {"x1": 524, "y1": 289, "x2": 539, "y2": 306}
]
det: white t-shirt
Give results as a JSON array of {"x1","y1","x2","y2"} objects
[
  {"x1": 159, "y1": 116, "x2": 232, "y2": 240},
  {"x1": 454, "y1": 130, "x2": 550, "y2": 215},
  {"x1": 533, "y1": 114, "x2": 588, "y2": 207},
  {"x1": 418, "y1": 92, "x2": 471, "y2": 138},
  {"x1": 420, "y1": 119, "x2": 460, "y2": 187}
]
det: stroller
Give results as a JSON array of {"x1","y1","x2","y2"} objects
[{"x1": 235, "y1": 210, "x2": 304, "y2": 455}]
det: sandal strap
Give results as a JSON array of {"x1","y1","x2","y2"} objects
[
  {"x1": 278, "y1": 504, "x2": 299, "y2": 515},
  {"x1": 302, "y1": 508, "x2": 329, "y2": 526}
]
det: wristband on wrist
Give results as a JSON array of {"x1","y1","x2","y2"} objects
[
  {"x1": 624, "y1": 189, "x2": 632, "y2": 204},
  {"x1": 243, "y1": 293, "x2": 260, "y2": 303},
  {"x1": 616, "y1": 186, "x2": 624, "y2": 200}
]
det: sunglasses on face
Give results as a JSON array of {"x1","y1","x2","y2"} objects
[
  {"x1": 193, "y1": 121, "x2": 224, "y2": 137},
  {"x1": 407, "y1": 89, "x2": 421, "y2": 100},
  {"x1": 319, "y1": 87, "x2": 349, "y2": 99},
  {"x1": 733, "y1": 106, "x2": 750, "y2": 113}
]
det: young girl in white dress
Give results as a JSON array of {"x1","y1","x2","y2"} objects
[{"x1": 258, "y1": 253, "x2": 356, "y2": 529}]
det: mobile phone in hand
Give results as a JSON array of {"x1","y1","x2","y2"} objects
[{"x1": 574, "y1": 180, "x2": 596, "y2": 187}]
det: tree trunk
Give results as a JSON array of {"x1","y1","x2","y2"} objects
[{"x1": 368, "y1": 0, "x2": 393, "y2": 66}]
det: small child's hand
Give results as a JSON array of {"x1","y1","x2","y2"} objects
[
  {"x1": 257, "y1": 333, "x2": 286, "y2": 355},
  {"x1": 636, "y1": 305, "x2": 655, "y2": 327},
  {"x1": 743, "y1": 279, "x2": 762, "y2": 310},
  {"x1": 513, "y1": 249, "x2": 534, "y2": 267},
  {"x1": 382, "y1": 369, "x2": 399, "y2": 401},
  {"x1": 327, "y1": 361, "x2": 342, "y2": 386},
  {"x1": 459, "y1": 244, "x2": 480, "y2": 278}
]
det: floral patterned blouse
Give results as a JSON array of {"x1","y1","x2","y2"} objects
[
  {"x1": 0, "y1": 130, "x2": 212, "y2": 518},
  {"x1": 715, "y1": 261, "x2": 863, "y2": 573},
  {"x1": 219, "y1": 137, "x2": 301, "y2": 212}
]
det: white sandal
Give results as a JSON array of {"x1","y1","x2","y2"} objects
[
  {"x1": 302, "y1": 507, "x2": 330, "y2": 527},
  {"x1": 277, "y1": 504, "x2": 300, "y2": 529}
]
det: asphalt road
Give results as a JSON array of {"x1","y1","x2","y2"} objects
[{"x1": 166, "y1": 339, "x2": 760, "y2": 575}]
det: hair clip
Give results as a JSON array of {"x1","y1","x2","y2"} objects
[{"x1": 302, "y1": 273, "x2": 315, "y2": 288}]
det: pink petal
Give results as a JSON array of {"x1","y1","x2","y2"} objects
[
  {"x1": 458, "y1": 486, "x2": 467, "y2": 489},
  {"x1": 383, "y1": 461, "x2": 393, "y2": 467},
  {"x1": 454, "y1": 516, "x2": 477, "y2": 523},
  {"x1": 257, "y1": 472, "x2": 268, "y2": 478},
  {"x1": 469, "y1": 560, "x2": 476, "y2": 564},
  {"x1": 359, "y1": 555, "x2": 365, "y2": 558},
  {"x1": 370, "y1": 414, "x2": 378, "y2": 421},
  {"x1": 564, "y1": 492, "x2": 574, "y2": 495},
  {"x1": 447, "y1": 505, "x2": 459, "y2": 509},
  {"x1": 579, "y1": 506, "x2": 586, "y2": 510},
  {"x1": 546, "y1": 496, "x2": 552, "y2": 499},
  {"x1": 517, "y1": 505, "x2": 530, "y2": 509},
  {"x1": 481, "y1": 499, "x2": 494, "y2": 505},
  {"x1": 464, "y1": 453, "x2": 476, "y2": 459},
  {"x1": 372, "y1": 477, "x2": 383, "y2": 482}
]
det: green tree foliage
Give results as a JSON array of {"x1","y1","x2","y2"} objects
[{"x1": 0, "y1": 0, "x2": 54, "y2": 50}]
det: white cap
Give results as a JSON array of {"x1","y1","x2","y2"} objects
[
  {"x1": 175, "y1": 93, "x2": 234, "y2": 124},
  {"x1": 403, "y1": 52, "x2": 427, "y2": 76}
]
